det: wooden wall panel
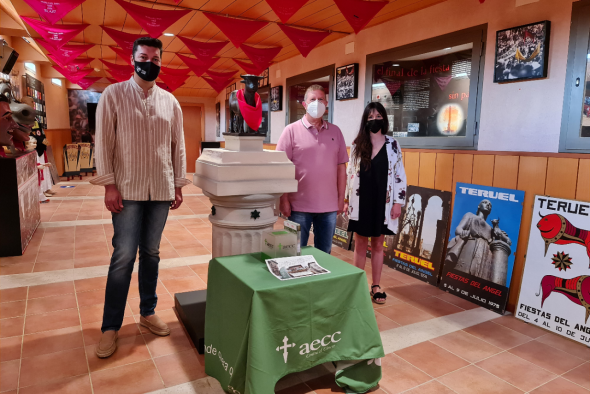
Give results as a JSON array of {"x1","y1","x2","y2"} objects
[
  {"x1": 434, "y1": 153, "x2": 454, "y2": 192},
  {"x1": 506, "y1": 156, "x2": 548, "y2": 312},
  {"x1": 45, "y1": 129, "x2": 72, "y2": 177},
  {"x1": 404, "y1": 151, "x2": 420, "y2": 186},
  {"x1": 545, "y1": 158, "x2": 579, "y2": 199},
  {"x1": 576, "y1": 159, "x2": 590, "y2": 202},
  {"x1": 471, "y1": 155, "x2": 495, "y2": 186},
  {"x1": 418, "y1": 152, "x2": 436, "y2": 188},
  {"x1": 492, "y1": 156, "x2": 519, "y2": 190}
]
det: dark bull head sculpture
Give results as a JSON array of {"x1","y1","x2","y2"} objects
[{"x1": 228, "y1": 74, "x2": 265, "y2": 135}]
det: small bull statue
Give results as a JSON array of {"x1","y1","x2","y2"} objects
[{"x1": 228, "y1": 74, "x2": 265, "y2": 134}]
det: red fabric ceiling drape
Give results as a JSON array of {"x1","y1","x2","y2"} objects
[
  {"x1": 106, "y1": 77, "x2": 118, "y2": 84},
  {"x1": 161, "y1": 66, "x2": 191, "y2": 76},
  {"x1": 264, "y1": 0, "x2": 308, "y2": 23},
  {"x1": 35, "y1": 39, "x2": 93, "y2": 63},
  {"x1": 156, "y1": 82, "x2": 172, "y2": 92},
  {"x1": 203, "y1": 13, "x2": 268, "y2": 49},
  {"x1": 100, "y1": 59, "x2": 133, "y2": 74},
  {"x1": 177, "y1": 36, "x2": 228, "y2": 61},
  {"x1": 50, "y1": 56, "x2": 94, "y2": 72},
  {"x1": 177, "y1": 54, "x2": 217, "y2": 77},
  {"x1": 23, "y1": 0, "x2": 87, "y2": 25},
  {"x1": 22, "y1": 17, "x2": 89, "y2": 49},
  {"x1": 202, "y1": 77, "x2": 229, "y2": 93},
  {"x1": 107, "y1": 69, "x2": 132, "y2": 82},
  {"x1": 53, "y1": 66, "x2": 93, "y2": 83},
  {"x1": 113, "y1": 0, "x2": 191, "y2": 38},
  {"x1": 76, "y1": 76, "x2": 101, "y2": 90},
  {"x1": 333, "y1": 0, "x2": 387, "y2": 34},
  {"x1": 101, "y1": 26, "x2": 148, "y2": 53},
  {"x1": 380, "y1": 80, "x2": 401, "y2": 96},
  {"x1": 277, "y1": 24, "x2": 330, "y2": 58},
  {"x1": 109, "y1": 47, "x2": 132, "y2": 65},
  {"x1": 240, "y1": 44, "x2": 281, "y2": 68},
  {"x1": 232, "y1": 58, "x2": 266, "y2": 76},
  {"x1": 158, "y1": 74, "x2": 189, "y2": 92},
  {"x1": 206, "y1": 69, "x2": 238, "y2": 84}
]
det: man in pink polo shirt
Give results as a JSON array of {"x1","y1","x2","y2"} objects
[{"x1": 277, "y1": 84, "x2": 348, "y2": 254}]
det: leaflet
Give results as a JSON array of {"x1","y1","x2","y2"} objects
[{"x1": 265, "y1": 255, "x2": 330, "y2": 281}]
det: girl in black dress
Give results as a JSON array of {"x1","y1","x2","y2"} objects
[{"x1": 343, "y1": 102, "x2": 407, "y2": 304}]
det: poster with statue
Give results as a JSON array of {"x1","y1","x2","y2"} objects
[
  {"x1": 438, "y1": 183, "x2": 525, "y2": 314},
  {"x1": 385, "y1": 186, "x2": 452, "y2": 286},
  {"x1": 516, "y1": 196, "x2": 590, "y2": 346}
]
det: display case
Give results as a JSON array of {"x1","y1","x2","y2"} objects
[
  {"x1": 0, "y1": 151, "x2": 41, "y2": 257},
  {"x1": 23, "y1": 74, "x2": 47, "y2": 129}
]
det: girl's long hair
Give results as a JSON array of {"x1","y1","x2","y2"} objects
[{"x1": 352, "y1": 102, "x2": 389, "y2": 170}]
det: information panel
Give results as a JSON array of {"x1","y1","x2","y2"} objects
[
  {"x1": 438, "y1": 183, "x2": 524, "y2": 314},
  {"x1": 516, "y1": 196, "x2": 590, "y2": 346}
]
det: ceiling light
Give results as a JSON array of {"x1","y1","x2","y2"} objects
[
  {"x1": 392, "y1": 64, "x2": 399, "y2": 67},
  {"x1": 163, "y1": 33, "x2": 174, "y2": 37},
  {"x1": 444, "y1": 47, "x2": 452, "y2": 50},
  {"x1": 22, "y1": 37, "x2": 30, "y2": 43},
  {"x1": 94, "y1": 68, "x2": 101, "y2": 72}
]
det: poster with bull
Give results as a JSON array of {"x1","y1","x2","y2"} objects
[
  {"x1": 516, "y1": 196, "x2": 590, "y2": 346},
  {"x1": 332, "y1": 212, "x2": 353, "y2": 250},
  {"x1": 438, "y1": 183, "x2": 525, "y2": 314},
  {"x1": 385, "y1": 186, "x2": 452, "y2": 286}
]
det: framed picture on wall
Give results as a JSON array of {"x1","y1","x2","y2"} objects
[
  {"x1": 335, "y1": 63, "x2": 358, "y2": 100},
  {"x1": 493, "y1": 20, "x2": 550, "y2": 83},
  {"x1": 215, "y1": 102, "x2": 221, "y2": 138},
  {"x1": 270, "y1": 85, "x2": 283, "y2": 111}
]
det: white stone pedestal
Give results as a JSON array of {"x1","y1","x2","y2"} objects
[{"x1": 194, "y1": 135, "x2": 297, "y2": 258}]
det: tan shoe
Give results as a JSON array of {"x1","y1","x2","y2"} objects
[
  {"x1": 140, "y1": 314, "x2": 170, "y2": 336},
  {"x1": 95, "y1": 330, "x2": 118, "y2": 358}
]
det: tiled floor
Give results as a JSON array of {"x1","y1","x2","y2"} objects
[{"x1": 0, "y1": 176, "x2": 589, "y2": 394}]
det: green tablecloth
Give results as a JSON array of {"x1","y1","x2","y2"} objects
[{"x1": 204, "y1": 247, "x2": 384, "y2": 394}]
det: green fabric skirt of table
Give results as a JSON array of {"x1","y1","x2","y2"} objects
[{"x1": 204, "y1": 247, "x2": 384, "y2": 394}]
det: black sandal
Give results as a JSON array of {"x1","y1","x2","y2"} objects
[{"x1": 370, "y1": 285, "x2": 387, "y2": 304}]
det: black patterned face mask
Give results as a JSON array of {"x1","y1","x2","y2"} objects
[{"x1": 134, "y1": 61, "x2": 161, "y2": 82}]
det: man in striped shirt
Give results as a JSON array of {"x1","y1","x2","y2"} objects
[{"x1": 90, "y1": 37, "x2": 191, "y2": 358}]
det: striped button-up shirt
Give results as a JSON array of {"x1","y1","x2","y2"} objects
[{"x1": 90, "y1": 77, "x2": 191, "y2": 201}]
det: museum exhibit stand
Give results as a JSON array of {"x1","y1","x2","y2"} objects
[{"x1": 0, "y1": 151, "x2": 41, "y2": 257}]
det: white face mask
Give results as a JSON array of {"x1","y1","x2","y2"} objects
[{"x1": 305, "y1": 100, "x2": 326, "y2": 119}]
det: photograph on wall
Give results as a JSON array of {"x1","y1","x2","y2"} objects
[
  {"x1": 516, "y1": 196, "x2": 590, "y2": 346},
  {"x1": 438, "y1": 183, "x2": 525, "y2": 314},
  {"x1": 270, "y1": 85, "x2": 283, "y2": 111},
  {"x1": 493, "y1": 20, "x2": 550, "y2": 82},
  {"x1": 372, "y1": 49, "x2": 472, "y2": 138},
  {"x1": 215, "y1": 102, "x2": 221, "y2": 138},
  {"x1": 68, "y1": 90, "x2": 101, "y2": 143},
  {"x1": 332, "y1": 212, "x2": 353, "y2": 250},
  {"x1": 385, "y1": 186, "x2": 452, "y2": 286},
  {"x1": 336, "y1": 63, "x2": 358, "y2": 100}
]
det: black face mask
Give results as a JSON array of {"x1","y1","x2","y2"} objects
[
  {"x1": 134, "y1": 61, "x2": 160, "y2": 82},
  {"x1": 365, "y1": 119, "x2": 385, "y2": 134}
]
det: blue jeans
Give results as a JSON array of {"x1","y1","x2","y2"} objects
[
  {"x1": 102, "y1": 200, "x2": 170, "y2": 332},
  {"x1": 289, "y1": 211, "x2": 337, "y2": 254}
]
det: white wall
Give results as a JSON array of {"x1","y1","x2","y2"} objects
[{"x1": 260, "y1": 0, "x2": 574, "y2": 153}]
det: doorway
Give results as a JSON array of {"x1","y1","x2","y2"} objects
[
  {"x1": 258, "y1": 85, "x2": 271, "y2": 143},
  {"x1": 181, "y1": 105, "x2": 201, "y2": 173}
]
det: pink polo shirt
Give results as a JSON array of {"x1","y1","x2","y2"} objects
[{"x1": 276, "y1": 117, "x2": 349, "y2": 213}]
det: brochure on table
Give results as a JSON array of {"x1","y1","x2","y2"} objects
[
  {"x1": 516, "y1": 196, "x2": 590, "y2": 346},
  {"x1": 438, "y1": 183, "x2": 525, "y2": 314},
  {"x1": 265, "y1": 255, "x2": 330, "y2": 281}
]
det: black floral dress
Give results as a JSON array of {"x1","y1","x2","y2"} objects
[{"x1": 347, "y1": 144, "x2": 394, "y2": 237}]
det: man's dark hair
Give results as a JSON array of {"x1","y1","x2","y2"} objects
[
  {"x1": 0, "y1": 94, "x2": 9, "y2": 104},
  {"x1": 132, "y1": 37, "x2": 163, "y2": 58}
]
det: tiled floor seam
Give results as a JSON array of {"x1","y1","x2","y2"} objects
[
  {"x1": 73, "y1": 286, "x2": 96, "y2": 394},
  {"x1": 16, "y1": 286, "x2": 29, "y2": 393},
  {"x1": 0, "y1": 255, "x2": 212, "y2": 289},
  {"x1": 40, "y1": 214, "x2": 210, "y2": 228}
]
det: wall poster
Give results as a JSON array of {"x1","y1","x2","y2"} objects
[
  {"x1": 438, "y1": 183, "x2": 525, "y2": 314},
  {"x1": 68, "y1": 89, "x2": 101, "y2": 143},
  {"x1": 215, "y1": 101, "x2": 221, "y2": 138},
  {"x1": 516, "y1": 196, "x2": 590, "y2": 346},
  {"x1": 385, "y1": 186, "x2": 452, "y2": 285}
]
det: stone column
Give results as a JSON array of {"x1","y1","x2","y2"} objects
[
  {"x1": 489, "y1": 240, "x2": 511, "y2": 286},
  {"x1": 193, "y1": 135, "x2": 297, "y2": 258}
]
